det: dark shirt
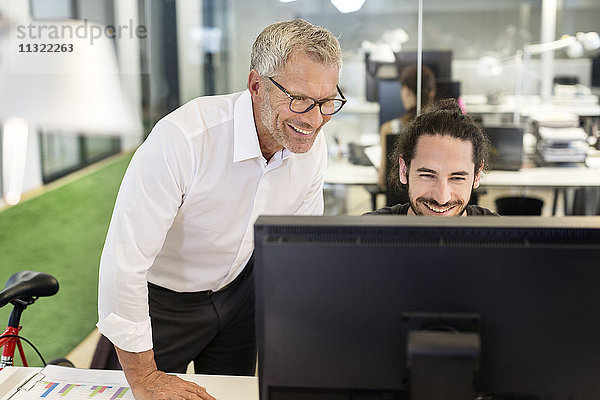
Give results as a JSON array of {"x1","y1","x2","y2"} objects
[{"x1": 364, "y1": 202, "x2": 498, "y2": 216}]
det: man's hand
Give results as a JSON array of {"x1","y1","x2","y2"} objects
[
  {"x1": 115, "y1": 346, "x2": 217, "y2": 400},
  {"x1": 130, "y1": 370, "x2": 216, "y2": 400}
]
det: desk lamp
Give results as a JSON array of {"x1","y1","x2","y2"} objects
[
  {"x1": 513, "y1": 31, "x2": 600, "y2": 122},
  {"x1": 0, "y1": 19, "x2": 141, "y2": 205}
]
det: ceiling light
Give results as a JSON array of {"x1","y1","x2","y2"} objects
[{"x1": 330, "y1": 0, "x2": 366, "y2": 14}]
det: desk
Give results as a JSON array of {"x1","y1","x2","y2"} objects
[
  {"x1": 326, "y1": 159, "x2": 600, "y2": 189},
  {"x1": 0, "y1": 366, "x2": 258, "y2": 400},
  {"x1": 480, "y1": 166, "x2": 600, "y2": 188},
  {"x1": 462, "y1": 94, "x2": 600, "y2": 118},
  {"x1": 480, "y1": 165, "x2": 600, "y2": 215},
  {"x1": 325, "y1": 159, "x2": 378, "y2": 185},
  {"x1": 325, "y1": 158, "x2": 600, "y2": 214}
]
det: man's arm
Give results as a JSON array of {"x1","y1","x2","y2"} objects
[
  {"x1": 115, "y1": 347, "x2": 216, "y2": 400},
  {"x1": 98, "y1": 122, "x2": 206, "y2": 399}
]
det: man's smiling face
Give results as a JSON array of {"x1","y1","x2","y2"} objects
[
  {"x1": 252, "y1": 51, "x2": 339, "y2": 159},
  {"x1": 400, "y1": 134, "x2": 482, "y2": 217}
]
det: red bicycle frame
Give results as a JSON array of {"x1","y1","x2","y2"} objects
[{"x1": 0, "y1": 302, "x2": 29, "y2": 370}]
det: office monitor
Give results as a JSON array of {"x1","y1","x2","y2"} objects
[
  {"x1": 394, "y1": 50, "x2": 453, "y2": 80},
  {"x1": 485, "y1": 125, "x2": 525, "y2": 171},
  {"x1": 378, "y1": 79, "x2": 405, "y2": 126},
  {"x1": 377, "y1": 79, "x2": 461, "y2": 127},
  {"x1": 254, "y1": 215, "x2": 600, "y2": 400},
  {"x1": 592, "y1": 54, "x2": 600, "y2": 88}
]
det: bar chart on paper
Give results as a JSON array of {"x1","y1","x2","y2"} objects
[
  {"x1": 25, "y1": 382, "x2": 131, "y2": 399},
  {"x1": 10, "y1": 366, "x2": 133, "y2": 400}
]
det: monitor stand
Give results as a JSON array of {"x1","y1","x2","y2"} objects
[{"x1": 404, "y1": 313, "x2": 481, "y2": 400}]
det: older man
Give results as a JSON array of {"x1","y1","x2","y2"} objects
[{"x1": 97, "y1": 19, "x2": 346, "y2": 400}]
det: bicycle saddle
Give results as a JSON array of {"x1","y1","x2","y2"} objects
[{"x1": 0, "y1": 271, "x2": 59, "y2": 308}]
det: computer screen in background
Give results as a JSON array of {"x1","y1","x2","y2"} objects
[
  {"x1": 377, "y1": 79, "x2": 405, "y2": 126},
  {"x1": 255, "y1": 215, "x2": 600, "y2": 400},
  {"x1": 394, "y1": 50, "x2": 453, "y2": 80},
  {"x1": 377, "y1": 79, "x2": 461, "y2": 127},
  {"x1": 366, "y1": 50, "x2": 454, "y2": 105},
  {"x1": 592, "y1": 53, "x2": 600, "y2": 88},
  {"x1": 484, "y1": 125, "x2": 524, "y2": 171}
]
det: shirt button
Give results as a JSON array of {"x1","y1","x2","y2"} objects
[{"x1": 128, "y1": 328, "x2": 135, "y2": 335}]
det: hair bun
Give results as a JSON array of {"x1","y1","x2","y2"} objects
[{"x1": 422, "y1": 98, "x2": 462, "y2": 114}]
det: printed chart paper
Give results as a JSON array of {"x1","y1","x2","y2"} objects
[{"x1": 9, "y1": 365, "x2": 132, "y2": 400}]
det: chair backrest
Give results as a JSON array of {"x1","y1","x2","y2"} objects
[{"x1": 495, "y1": 196, "x2": 544, "y2": 216}]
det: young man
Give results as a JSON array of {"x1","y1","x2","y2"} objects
[
  {"x1": 97, "y1": 19, "x2": 346, "y2": 400},
  {"x1": 367, "y1": 99, "x2": 496, "y2": 217}
]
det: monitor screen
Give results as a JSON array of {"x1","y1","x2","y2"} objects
[
  {"x1": 435, "y1": 78, "x2": 461, "y2": 100},
  {"x1": 255, "y1": 215, "x2": 600, "y2": 400},
  {"x1": 592, "y1": 54, "x2": 600, "y2": 88},
  {"x1": 394, "y1": 50, "x2": 453, "y2": 79},
  {"x1": 378, "y1": 79, "x2": 405, "y2": 126},
  {"x1": 377, "y1": 79, "x2": 461, "y2": 128},
  {"x1": 485, "y1": 125, "x2": 525, "y2": 171}
]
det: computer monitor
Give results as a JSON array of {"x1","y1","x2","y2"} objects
[
  {"x1": 378, "y1": 79, "x2": 405, "y2": 126},
  {"x1": 377, "y1": 78, "x2": 461, "y2": 127},
  {"x1": 255, "y1": 215, "x2": 600, "y2": 400},
  {"x1": 394, "y1": 50, "x2": 453, "y2": 80},
  {"x1": 366, "y1": 50, "x2": 453, "y2": 103},
  {"x1": 435, "y1": 78, "x2": 461, "y2": 100},
  {"x1": 485, "y1": 125, "x2": 525, "y2": 171}
]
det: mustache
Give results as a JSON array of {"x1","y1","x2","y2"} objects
[{"x1": 415, "y1": 197, "x2": 463, "y2": 208}]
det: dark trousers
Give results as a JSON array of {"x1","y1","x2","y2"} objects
[{"x1": 148, "y1": 259, "x2": 256, "y2": 376}]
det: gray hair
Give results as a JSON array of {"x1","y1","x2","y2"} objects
[{"x1": 250, "y1": 19, "x2": 342, "y2": 78}]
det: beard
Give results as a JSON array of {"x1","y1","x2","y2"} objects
[
  {"x1": 409, "y1": 196, "x2": 468, "y2": 216},
  {"x1": 259, "y1": 89, "x2": 320, "y2": 154}
]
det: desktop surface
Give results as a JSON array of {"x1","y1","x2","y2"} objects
[
  {"x1": 0, "y1": 366, "x2": 258, "y2": 400},
  {"x1": 255, "y1": 215, "x2": 600, "y2": 400},
  {"x1": 325, "y1": 156, "x2": 600, "y2": 188}
]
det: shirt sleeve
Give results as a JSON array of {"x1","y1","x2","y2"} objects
[
  {"x1": 293, "y1": 133, "x2": 327, "y2": 216},
  {"x1": 97, "y1": 120, "x2": 194, "y2": 352}
]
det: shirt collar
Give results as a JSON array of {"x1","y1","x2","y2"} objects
[
  {"x1": 233, "y1": 90, "x2": 261, "y2": 163},
  {"x1": 233, "y1": 90, "x2": 291, "y2": 163}
]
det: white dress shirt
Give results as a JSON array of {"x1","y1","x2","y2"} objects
[{"x1": 97, "y1": 90, "x2": 327, "y2": 352}]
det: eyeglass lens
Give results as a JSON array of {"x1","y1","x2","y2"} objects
[{"x1": 289, "y1": 98, "x2": 344, "y2": 115}]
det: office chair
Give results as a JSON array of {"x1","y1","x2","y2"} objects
[{"x1": 494, "y1": 196, "x2": 544, "y2": 216}]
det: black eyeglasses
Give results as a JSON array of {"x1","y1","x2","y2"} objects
[{"x1": 268, "y1": 77, "x2": 347, "y2": 116}]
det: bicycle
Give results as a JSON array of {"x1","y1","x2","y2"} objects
[{"x1": 0, "y1": 270, "x2": 74, "y2": 370}]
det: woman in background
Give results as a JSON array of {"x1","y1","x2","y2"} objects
[{"x1": 378, "y1": 64, "x2": 436, "y2": 188}]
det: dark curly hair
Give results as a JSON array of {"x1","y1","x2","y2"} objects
[{"x1": 389, "y1": 98, "x2": 490, "y2": 190}]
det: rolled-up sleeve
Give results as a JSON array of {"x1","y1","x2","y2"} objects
[{"x1": 97, "y1": 120, "x2": 193, "y2": 352}]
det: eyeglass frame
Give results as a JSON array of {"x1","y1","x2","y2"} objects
[{"x1": 267, "y1": 77, "x2": 347, "y2": 116}]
